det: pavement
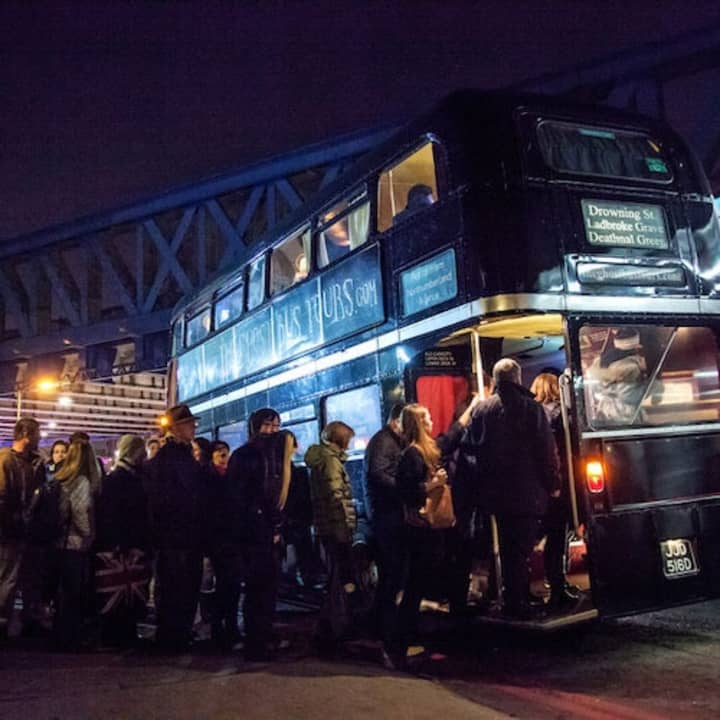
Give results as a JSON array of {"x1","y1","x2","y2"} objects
[{"x1": 0, "y1": 609, "x2": 511, "y2": 720}]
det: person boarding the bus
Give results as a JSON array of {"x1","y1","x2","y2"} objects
[
  {"x1": 0, "y1": 417, "x2": 45, "y2": 640},
  {"x1": 530, "y1": 372, "x2": 581, "y2": 610},
  {"x1": 145, "y1": 404, "x2": 209, "y2": 652},
  {"x1": 587, "y1": 328, "x2": 647, "y2": 424},
  {"x1": 467, "y1": 358, "x2": 560, "y2": 620}
]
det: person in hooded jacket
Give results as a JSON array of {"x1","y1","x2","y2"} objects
[
  {"x1": 95, "y1": 434, "x2": 152, "y2": 647},
  {"x1": 467, "y1": 358, "x2": 560, "y2": 620},
  {"x1": 305, "y1": 421, "x2": 357, "y2": 649}
]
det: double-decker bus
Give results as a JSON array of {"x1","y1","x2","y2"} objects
[{"x1": 168, "y1": 90, "x2": 720, "y2": 624}]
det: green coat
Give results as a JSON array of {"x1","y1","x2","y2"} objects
[{"x1": 304, "y1": 441, "x2": 356, "y2": 543}]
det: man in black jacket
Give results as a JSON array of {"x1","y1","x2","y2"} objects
[
  {"x1": 221, "y1": 415, "x2": 292, "y2": 660},
  {"x1": 364, "y1": 403, "x2": 406, "y2": 646},
  {"x1": 468, "y1": 358, "x2": 560, "y2": 619},
  {"x1": 0, "y1": 417, "x2": 44, "y2": 640},
  {"x1": 145, "y1": 404, "x2": 208, "y2": 651}
]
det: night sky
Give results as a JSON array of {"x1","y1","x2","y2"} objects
[{"x1": 2, "y1": 1, "x2": 719, "y2": 241}]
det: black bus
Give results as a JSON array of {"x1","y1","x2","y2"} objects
[{"x1": 168, "y1": 90, "x2": 720, "y2": 624}]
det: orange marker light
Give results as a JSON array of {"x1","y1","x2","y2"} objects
[
  {"x1": 586, "y1": 460, "x2": 605, "y2": 493},
  {"x1": 159, "y1": 415, "x2": 169, "y2": 428}
]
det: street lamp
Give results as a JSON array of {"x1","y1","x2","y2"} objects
[{"x1": 15, "y1": 377, "x2": 61, "y2": 421}]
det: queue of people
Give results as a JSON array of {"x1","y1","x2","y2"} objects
[{"x1": 0, "y1": 356, "x2": 580, "y2": 668}]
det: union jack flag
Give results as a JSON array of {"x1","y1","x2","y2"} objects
[{"x1": 95, "y1": 549, "x2": 151, "y2": 615}]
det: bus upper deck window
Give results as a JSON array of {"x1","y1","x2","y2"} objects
[
  {"x1": 377, "y1": 140, "x2": 440, "y2": 232},
  {"x1": 247, "y1": 255, "x2": 266, "y2": 310},
  {"x1": 214, "y1": 283, "x2": 244, "y2": 329},
  {"x1": 317, "y1": 199, "x2": 369, "y2": 269},
  {"x1": 186, "y1": 308, "x2": 211, "y2": 347},
  {"x1": 270, "y1": 228, "x2": 311, "y2": 296},
  {"x1": 537, "y1": 121, "x2": 673, "y2": 183}
]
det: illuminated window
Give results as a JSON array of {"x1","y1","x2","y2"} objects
[
  {"x1": 270, "y1": 228, "x2": 311, "y2": 296},
  {"x1": 284, "y1": 419, "x2": 319, "y2": 461},
  {"x1": 580, "y1": 324, "x2": 720, "y2": 429},
  {"x1": 377, "y1": 140, "x2": 440, "y2": 232},
  {"x1": 324, "y1": 384, "x2": 382, "y2": 455},
  {"x1": 214, "y1": 284, "x2": 244, "y2": 329},
  {"x1": 247, "y1": 255, "x2": 266, "y2": 310},
  {"x1": 317, "y1": 192, "x2": 369, "y2": 269},
  {"x1": 217, "y1": 421, "x2": 247, "y2": 451},
  {"x1": 186, "y1": 308, "x2": 211, "y2": 346}
]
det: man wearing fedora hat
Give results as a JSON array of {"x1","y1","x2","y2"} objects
[{"x1": 145, "y1": 404, "x2": 209, "y2": 651}]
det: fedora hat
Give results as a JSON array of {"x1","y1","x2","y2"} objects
[{"x1": 165, "y1": 404, "x2": 199, "y2": 426}]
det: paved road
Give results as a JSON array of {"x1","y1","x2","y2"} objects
[{"x1": 1, "y1": 600, "x2": 719, "y2": 719}]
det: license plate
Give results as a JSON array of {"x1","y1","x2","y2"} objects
[{"x1": 660, "y1": 538, "x2": 699, "y2": 579}]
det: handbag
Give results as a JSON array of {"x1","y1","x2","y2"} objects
[{"x1": 405, "y1": 469, "x2": 456, "y2": 530}]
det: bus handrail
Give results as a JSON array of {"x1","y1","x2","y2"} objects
[
  {"x1": 629, "y1": 327, "x2": 677, "y2": 425},
  {"x1": 559, "y1": 370, "x2": 580, "y2": 531}
]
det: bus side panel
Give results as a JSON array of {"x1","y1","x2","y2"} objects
[
  {"x1": 698, "y1": 503, "x2": 720, "y2": 595},
  {"x1": 588, "y1": 503, "x2": 717, "y2": 617}
]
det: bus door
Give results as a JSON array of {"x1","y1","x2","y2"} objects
[
  {"x1": 405, "y1": 340, "x2": 476, "y2": 436},
  {"x1": 570, "y1": 318, "x2": 720, "y2": 617}
]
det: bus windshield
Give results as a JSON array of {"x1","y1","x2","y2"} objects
[
  {"x1": 580, "y1": 324, "x2": 720, "y2": 430},
  {"x1": 537, "y1": 121, "x2": 673, "y2": 182}
]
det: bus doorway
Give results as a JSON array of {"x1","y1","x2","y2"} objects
[{"x1": 405, "y1": 314, "x2": 594, "y2": 626}]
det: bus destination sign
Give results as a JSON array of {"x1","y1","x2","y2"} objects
[{"x1": 581, "y1": 199, "x2": 669, "y2": 250}]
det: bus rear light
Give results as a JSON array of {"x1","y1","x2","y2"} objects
[{"x1": 586, "y1": 461, "x2": 605, "y2": 493}]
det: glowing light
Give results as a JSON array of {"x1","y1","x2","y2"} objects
[
  {"x1": 48, "y1": 421, "x2": 57, "y2": 429},
  {"x1": 36, "y1": 378, "x2": 59, "y2": 393},
  {"x1": 586, "y1": 461, "x2": 605, "y2": 493},
  {"x1": 159, "y1": 415, "x2": 169, "y2": 427},
  {"x1": 58, "y1": 396, "x2": 73, "y2": 408}
]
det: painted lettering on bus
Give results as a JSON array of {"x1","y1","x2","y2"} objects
[{"x1": 322, "y1": 278, "x2": 379, "y2": 326}]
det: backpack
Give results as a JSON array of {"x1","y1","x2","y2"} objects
[{"x1": 25, "y1": 479, "x2": 67, "y2": 544}]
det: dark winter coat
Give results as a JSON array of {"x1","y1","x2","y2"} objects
[
  {"x1": 144, "y1": 437, "x2": 209, "y2": 552},
  {"x1": 0, "y1": 447, "x2": 45, "y2": 543},
  {"x1": 95, "y1": 462, "x2": 152, "y2": 553},
  {"x1": 218, "y1": 431, "x2": 290, "y2": 548},
  {"x1": 364, "y1": 425, "x2": 405, "y2": 529},
  {"x1": 467, "y1": 381, "x2": 560, "y2": 517},
  {"x1": 305, "y1": 441, "x2": 356, "y2": 544}
]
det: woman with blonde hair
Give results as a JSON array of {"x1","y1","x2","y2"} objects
[
  {"x1": 51, "y1": 438, "x2": 96, "y2": 650},
  {"x1": 384, "y1": 399, "x2": 478, "y2": 669},
  {"x1": 305, "y1": 420, "x2": 357, "y2": 649},
  {"x1": 531, "y1": 370, "x2": 580, "y2": 610}
]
